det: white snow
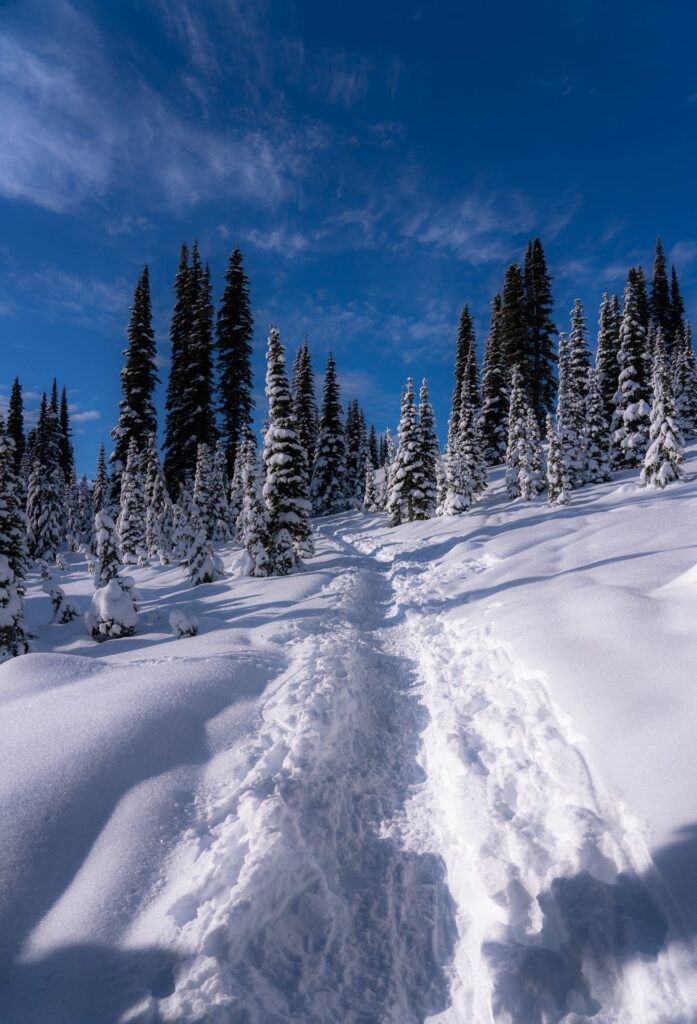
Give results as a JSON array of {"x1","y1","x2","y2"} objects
[{"x1": 2, "y1": 445, "x2": 697, "y2": 1021}]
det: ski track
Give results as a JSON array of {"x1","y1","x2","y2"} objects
[{"x1": 128, "y1": 515, "x2": 694, "y2": 1024}]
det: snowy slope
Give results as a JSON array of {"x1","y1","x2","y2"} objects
[{"x1": 2, "y1": 446, "x2": 697, "y2": 1022}]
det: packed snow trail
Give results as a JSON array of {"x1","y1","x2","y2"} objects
[{"x1": 131, "y1": 537, "x2": 457, "y2": 1024}]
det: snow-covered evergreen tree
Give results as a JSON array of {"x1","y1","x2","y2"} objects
[
  {"x1": 363, "y1": 459, "x2": 380, "y2": 512},
  {"x1": 595, "y1": 292, "x2": 621, "y2": 427},
  {"x1": 191, "y1": 442, "x2": 216, "y2": 542},
  {"x1": 479, "y1": 294, "x2": 509, "y2": 462},
  {"x1": 93, "y1": 442, "x2": 109, "y2": 518},
  {"x1": 519, "y1": 407, "x2": 545, "y2": 500},
  {"x1": 0, "y1": 420, "x2": 28, "y2": 588},
  {"x1": 523, "y1": 237, "x2": 557, "y2": 426},
  {"x1": 556, "y1": 331, "x2": 585, "y2": 489},
  {"x1": 93, "y1": 511, "x2": 122, "y2": 588},
  {"x1": 413, "y1": 378, "x2": 439, "y2": 519},
  {"x1": 187, "y1": 528, "x2": 222, "y2": 586},
  {"x1": 0, "y1": 555, "x2": 29, "y2": 660},
  {"x1": 210, "y1": 440, "x2": 231, "y2": 542},
  {"x1": 380, "y1": 428, "x2": 395, "y2": 512},
  {"x1": 236, "y1": 433, "x2": 273, "y2": 576},
  {"x1": 673, "y1": 322, "x2": 697, "y2": 438},
  {"x1": 86, "y1": 578, "x2": 137, "y2": 641},
  {"x1": 144, "y1": 433, "x2": 173, "y2": 563},
  {"x1": 450, "y1": 304, "x2": 476, "y2": 432},
  {"x1": 262, "y1": 326, "x2": 314, "y2": 572},
  {"x1": 117, "y1": 440, "x2": 147, "y2": 565},
  {"x1": 568, "y1": 298, "x2": 592, "y2": 402},
  {"x1": 505, "y1": 366, "x2": 527, "y2": 499},
  {"x1": 311, "y1": 353, "x2": 347, "y2": 516},
  {"x1": 641, "y1": 340, "x2": 685, "y2": 488},
  {"x1": 26, "y1": 393, "x2": 64, "y2": 562},
  {"x1": 584, "y1": 368, "x2": 612, "y2": 483},
  {"x1": 291, "y1": 338, "x2": 319, "y2": 486},
  {"x1": 386, "y1": 379, "x2": 423, "y2": 526},
  {"x1": 546, "y1": 414, "x2": 570, "y2": 506},
  {"x1": 611, "y1": 276, "x2": 652, "y2": 468}
]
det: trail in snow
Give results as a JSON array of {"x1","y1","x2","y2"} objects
[{"x1": 132, "y1": 542, "x2": 457, "y2": 1024}]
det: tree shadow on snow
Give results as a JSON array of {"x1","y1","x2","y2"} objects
[
  {"x1": 483, "y1": 832, "x2": 697, "y2": 1024},
  {"x1": 0, "y1": 941, "x2": 177, "y2": 1024}
]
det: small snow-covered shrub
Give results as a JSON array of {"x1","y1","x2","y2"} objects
[
  {"x1": 42, "y1": 580, "x2": 80, "y2": 623},
  {"x1": 55, "y1": 552, "x2": 67, "y2": 571},
  {"x1": 169, "y1": 608, "x2": 199, "y2": 638},
  {"x1": 86, "y1": 578, "x2": 137, "y2": 642}
]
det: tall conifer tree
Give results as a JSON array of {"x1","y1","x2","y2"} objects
[
  {"x1": 480, "y1": 294, "x2": 509, "y2": 462},
  {"x1": 311, "y1": 354, "x2": 347, "y2": 515},
  {"x1": 523, "y1": 237, "x2": 557, "y2": 424},
  {"x1": 7, "y1": 378, "x2": 24, "y2": 476},
  {"x1": 111, "y1": 266, "x2": 158, "y2": 497},
  {"x1": 216, "y1": 248, "x2": 254, "y2": 475}
]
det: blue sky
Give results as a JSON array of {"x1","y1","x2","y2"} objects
[{"x1": 2, "y1": 0, "x2": 697, "y2": 473}]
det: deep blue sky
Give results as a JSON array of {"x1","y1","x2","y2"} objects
[{"x1": 2, "y1": 0, "x2": 697, "y2": 473}]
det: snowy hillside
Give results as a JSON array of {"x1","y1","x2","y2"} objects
[{"x1": 3, "y1": 448, "x2": 697, "y2": 1023}]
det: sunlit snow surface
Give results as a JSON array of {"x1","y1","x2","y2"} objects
[{"x1": 2, "y1": 447, "x2": 697, "y2": 1022}]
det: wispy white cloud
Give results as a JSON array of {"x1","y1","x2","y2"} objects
[
  {"x1": 71, "y1": 408, "x2": 100, "y2": 422},
  {"x1": 669, "y1": 240, "x2": 697, "y2": 268}
]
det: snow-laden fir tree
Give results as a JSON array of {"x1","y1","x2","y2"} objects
[
  {"x1": 363, "y1": 459, "x2": 380, "y2": 512},
  {"x1": 0, "y1": 419, "x2": 28, "y2": 587},
  {"x1": 595, "y1": 292, "x2": 621, "y2": 427},
  {"x1": 236, "y1": 432, "x2": 273, "y2": 577},
  {"x1": 93, "y1": 511, "x2": 122, "y2": 588},
  {"x1": 611, "y1": 275, "x2": 652, "y2": 468},
  {"x1": 228, "y1": 440, "x2": 246, "y2": 536},
  {"x1": 311, "y1": 353, "x2": 347, "y2": 515},
  {"x1": 117, "y1": 439, "x2": 147, "y2": 565},
  {"x1": 0, "y1": 555, "x2": 29, "y2": 661},
  {"x1": 77, "y1": 475, "x2": 93, "y2": 545},
  {"x1": 110, "y1": 266, "x2": 158, "y2": 500},
  {"x1": 164, "y1": 242, "x2": 197, "y2": 495},
  {"x1": 414, "y1": 378, "x2": 439, "y2": 519},
  {"x1": 64, "y1": 470, "x2": 83, "y2": 551},
  {"x1": 216, "y1": 248, "x2": 254, "y2": 476},
  {"x1": 58, "y1": 386, "x2": 75, "y2": 484},
  {"x1": 191, "y1": 443, "x2": 216, "y2": 541},
  {"x1": 26, "y1": 393, "x2": 64, "y2": 561},
  {"x1": 556, "y1": 331, "x2": 585, "y2": 489},
  {"x1": 569, "y1": 298, "x2": 592, "y2": 402},
  {"x1": 546, "y1": 414, "x2": 570, "y2": 506},
  {"x1": 519, "y1": 407, "x2": 545, "y2": 500},
  {"x1": 210, "y1": 440, "x2": 231, "y2": 542},
  {"x1": 443, "y1": 403, "x2": 480, "y2": 514},
  {"x1": 380, "y1": 428, "x2": 396, "y2": 512},
  {"x1": 505, "y1": 365, "x2": 528, "y2": 499},
  {"x1": 144, "y1": 433, "x2": 173, "y2": 563},
  {"x1": 435, "y1": 454, "x2": 447, "y2": 516},
  {"x1": 187, "y1": 526, "x2": 222, "y2": 586},
  {"x1": 480, "y1": 294, "x2": 509, "y2": 462},
  {"x1": 291, "y1": 338, "x2": 319, "y2": 486},
  {"x1": 387, "y1": 378, "x2": 427, "y2": 526},
  {"x1": 672, "y1": 322, "x2": 697, "y2": 439},
  {"x1": 641, "y1": 337, "x2": 685, "y2": 488},
  {"x1": 86, "y1": 578, "x2": 137, "y2": 642},
  {"x1": 584, "y1": 368, "x2": 612, "y2": 484},
  {"x1": 93, "y1": 442, "x2": 109, "y2": 518},
  {"x1": 262, "y1": 326, "x2": 314, "y2": 573},
  {"x1": 172, "y1": 487, "x2": 196, "y2": 563},
  {"x1": 344, "y1": 399, "x2": 368, "y2": 508}
]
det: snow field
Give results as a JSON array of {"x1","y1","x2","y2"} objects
[{"x1": 3, "y1": 447, "x2": 697, "y2": 1022}]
